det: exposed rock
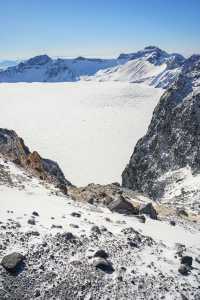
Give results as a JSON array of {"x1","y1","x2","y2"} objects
[
  {"x1": 139, "y1": 203, "x2": 158, "y2": 220},
  {"x1": 93, "y1": 258, "x2": 114, "y2": 273},
  {"x1": 91, "y1": 225, "x2": 101, "y2": 235},
  {"x1": 1, "y1": 252, "x2": 25, "y2": 273},
  {"x1": 122, "y1": 55, "x2": 200, "y2": 201},
  {"x1": 177, "y1": 209, "x2": 188, "y2": 217},
  {"x1": 27, "y1": 218, "x2": 36, "y2": 225},
  {"x1": 94, "y1": 250, "x2": 109, "y2": 259},
  {"x1": 0, "y1": 128, "x2": 72, "y2": 190},
  {"x1": 170, "y1": 220, "x2": 176, "y2": 226},
  {"x1": 108, "y1": 195, "x2": 139, "y2": 215},
  {"x1": 71, "y1": 212, "x2": 81, "y2": 218},
  {"x1": 32, "y1": 211, "x2": 39, "y2": 217},
  {"x1": 181, "y1": 256, "x2": 193, "y2": 267}
]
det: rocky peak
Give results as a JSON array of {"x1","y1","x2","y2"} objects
[
  {"x1": 25, "y1": 54, "x2": 52, "y2": 66},
  {"x1": 122, "y1": 55, "x2": 200, "y2": 200}
]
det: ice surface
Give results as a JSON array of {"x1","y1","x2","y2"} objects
[{"x1": 0, "y1": 81, "x2": 163, "y2": 186}]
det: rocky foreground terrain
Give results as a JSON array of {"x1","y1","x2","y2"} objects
[
  {"x1": 0, "y1": 54, "x2": 200, "y2": 299},
  {"x1": 0, "y1": 127, "x2": 200, "y2": 300}
]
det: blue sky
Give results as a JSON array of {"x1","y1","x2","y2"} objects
[{"x1": 0, "y1": 0, "x2": 199, "y2": 59}]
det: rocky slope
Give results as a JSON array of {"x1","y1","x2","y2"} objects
[
  {"x1": 122, "y1": 55, "x2": 200, "y2": 211},
  {"x1": 0, "y1": 47, "x2": 185, "y2": 88},
  {"x1": 0, "y1": 128, "x2": 72, "y2": 190},
  {"x1": 0, "y1": 153, "x2": 200, "y2": 300}
]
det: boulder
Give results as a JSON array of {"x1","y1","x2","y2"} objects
[
  {"x1": 108, "y1": 195, "x2": 138, "y2": 215},
  {"x1": 1, "y1": 252, "x2": 25, "y2": 273},
  {"x1": 94, "y1": 250, "x2": 108, "y2": 259},
  {"x1": 139, "y1": 203, "x2": 158, "y2": 220},
  {"x1": 181, "y1": 256, "x2": 193, "y2": 267},
  {"x1": 93, "y1": 258, "x2": 114, "y2": 273}
]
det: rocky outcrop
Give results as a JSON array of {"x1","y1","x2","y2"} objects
[
  {"x1": 0, "y1": 128, "x2": 72, "y2": 188},
  {"x1": 122, "y1": 55, "x2": 200, "y2": 200}
]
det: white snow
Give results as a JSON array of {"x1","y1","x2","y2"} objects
[{"x1": 0, "y1": 81, "x2": 163, "y2": 186}]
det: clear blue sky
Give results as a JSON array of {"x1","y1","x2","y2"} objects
[{"x1": 0, "y1": 0, "x2": 199, "y2": 59}]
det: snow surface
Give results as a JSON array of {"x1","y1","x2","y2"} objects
[
  {"x1": 0, "y1": 82, "x2": 163, "y2": 186},
  {"x1": 1, "y1": 158, "x2": 199, "y2": 250}
]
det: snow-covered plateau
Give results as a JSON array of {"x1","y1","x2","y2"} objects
[{"x1": 0, "y1": 81, "x2": 163, "y2": 186}]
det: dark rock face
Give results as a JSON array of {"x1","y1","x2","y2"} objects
[
  {"x1": 122, "y1": 55, "x2": 200, "y2": 199},
  {"x1": 0, "y1": 128, "x2": 72, "y2": 188},
  {"x1": 108, "y1": 195, "x2": 139, "y2": 215},
  {"x1": 139, "y1": 203, "x2": 158, "y2": 220},
  {"x1": 1, "y1": 252, "x2": 25, "y2": 273},
  {"x1": 181, "y1": 256, "x2": 193, "y2": 267}
]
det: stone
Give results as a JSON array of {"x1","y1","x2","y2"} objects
[
  {"x1": 91, "y1": 225, "x2": 101, "y2": 235},
  {"x1": 93, "y1": 258, "x2": 114, "y2": 273},
  {"x1": 108, "y1": 195, "x2": 138, "y2": 215},
  {"x1": 32, "y1": 211, "x2": 39, "y2": 217},
  {"x1": 1, "y1": 252, "x2": 25, "y2": 273},
  {"x1": 170, "y1": 220, "x2": 176, "y2": 226},
  {"x1": 94, "y1": 250, "x2": 109, "y2": 259},
  {"x1": 71, "y1": 212, "x2": 81, "y2": 218},
  {"x1": 28, "y1": 218, "x2": 36, "y2": 225},
  {"x1": 181, "y1": 256, "x2": 193, "y2": 267},
  {"x1": 139, "y1": 203, "x2": 158, "y2": 220}
]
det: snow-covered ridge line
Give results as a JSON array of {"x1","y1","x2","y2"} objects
[{"x1": 0, "y1": 46, "x2": 187, "y2": 88}]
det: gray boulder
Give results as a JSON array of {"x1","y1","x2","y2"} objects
[
  {"x1": 1, "y1": 252, "x2": 25, "y2": 273},
  {"x1": 93, "y1": 258, "x2": 114, "y2": 273},
  {"x1": 108, "y1": 195, "x2": 138, "y2": 215}
]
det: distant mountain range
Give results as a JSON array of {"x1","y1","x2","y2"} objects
[{"x1": 0, "y1": 46, "x2": 188, "y2": 88}]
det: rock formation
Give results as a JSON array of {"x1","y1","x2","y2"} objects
[
  {"x1": 122, "y1": 55, "x2": 200, "y2": 200},
  {"x1": 0, "y1": 128, "x2": 72, "y2": 188}
]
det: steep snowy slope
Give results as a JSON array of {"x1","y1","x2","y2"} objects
[{"x1": 91, "y1": 46, "x2": 184, "y2": 88}]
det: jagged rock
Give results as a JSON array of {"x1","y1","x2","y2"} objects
[
  {"x1": 0, "y1": 128, "x2": 72, "y2": 190},
  {"x1": 122, "y1": 55, "x2": 200, "y2": 200},
  {"x1": 1, "y1": 252, "x2": 25, "y2": 273},
  {"x1": 139, "y1": 203, "x2": 158, "y2": 220},
  {"x1": 108, "y1": 195, "x2": 139, "y2": 215},
  {"x1": 181, "y1": 256, "x2": 193, "y2": 267}
]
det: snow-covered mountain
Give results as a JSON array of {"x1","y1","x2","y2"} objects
[
  {"x1": 0, "y1": 47, "x2": 185, "y2": 88},
  {"x1": 91, "y1": 46, "x2": 185, "y2": 88},
  {"x1": 0, "y1": 54, "x2": 117, "y2": 83}
]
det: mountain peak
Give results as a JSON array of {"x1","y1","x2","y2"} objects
[{"x1": 26, "y1": 54, "x2": 52, "y2": 66}]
